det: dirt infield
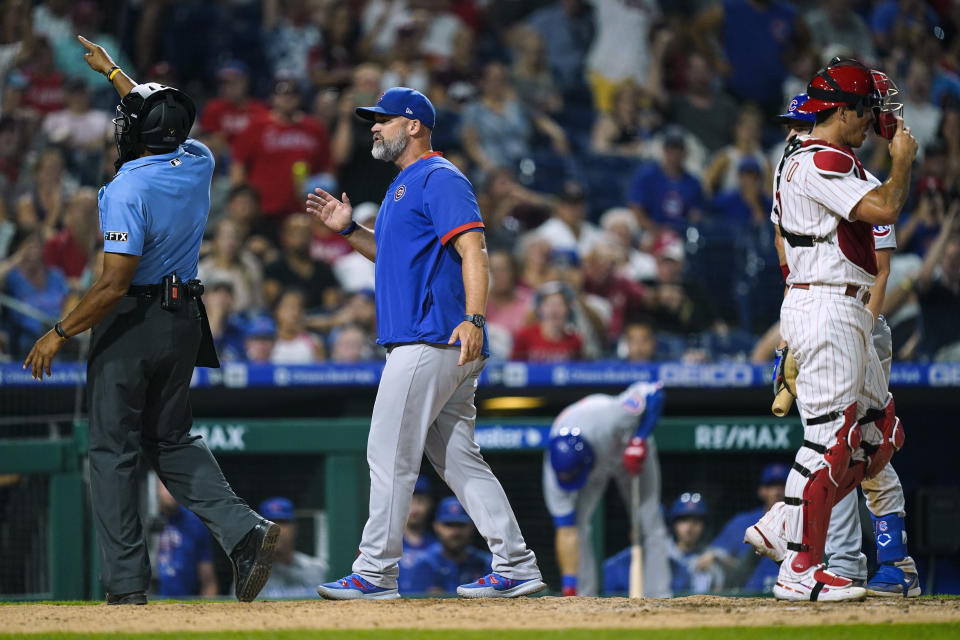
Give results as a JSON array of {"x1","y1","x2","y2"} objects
[{"x1": 1, "y1": 597, "x2": 958, "y2": 634}]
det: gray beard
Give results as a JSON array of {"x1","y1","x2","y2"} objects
[{"x1": 371, "y1": 132, "x2": 408, "y2": 162}]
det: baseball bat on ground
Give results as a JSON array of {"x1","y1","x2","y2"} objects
[
  {"x1": 771, "y1": 388, "x2": 795, "y2": 417},
  {"x1": 628, "y1": 474, "x2": 644, "y2": 598}
]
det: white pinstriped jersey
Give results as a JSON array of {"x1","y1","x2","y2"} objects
[{"x1": 770, "y1": 135, "x2": 880, "y2": 287}]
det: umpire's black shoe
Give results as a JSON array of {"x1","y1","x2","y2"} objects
[
  {"x1": 106, "y1": 591, "x2": 147, "y2": 605},
  {"x1": 230, "y1": 519, "x2": 280, "y2": 602}
]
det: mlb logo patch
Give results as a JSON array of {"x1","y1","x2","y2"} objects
[
  {"x1": 394, "y1": 185, "x2": 406, "y2": 201},
  {"x1": 104, "y1": 231, "x2": 128, "y2": 242}
]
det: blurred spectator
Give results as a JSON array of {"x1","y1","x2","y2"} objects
[
  {"x1": 803, "y1": 1, "x2": 877, "y2": 64},
  {"x1": 620, "y1": 319, "x2": 658, "y2": 362},
  {"x1": 402, "y1": 475, "x2": 437, "y2": 559},
  {"x1": 627, "y1": 127, "x2": 705, "y2": 236},
  {"x1": 22, "y1": 147, "x2": 77, "y2": 236},
  {"x1": 527, "y1": 0, "x2": 594, "y2": 97},
  {"x1": 666, "y1": 492, "x2": 723, "y2": 594},
  {"x1": 0, "y1": 0, "x2": 33, "y2": 89},
  {"x1": 461, "y1": 62, "x2": 569, "y2": 176},
  {"x1": 511, "y1": 281, "x2": 583, "y2": 362},
  {"x1": 517, "y1": 234, "x2": 554, "y2": 292},
  {"x1": 360, "y1": 0, "x2": 414, "y2": 59},
  {"x1": 257, "y1": 497, "x2": 327, "y2": 599},
  {"x1": 198, "y1": 218, "x2": 265, "y2": 314},
  {"x1": 648, "y1": 236, "x2": 722, "y2": 337},
  {"x1": 154, "y1": 478, "x2": 217, "y2": 597},
  {"x1": 215, "y1": 184, "x2": 263, "y2": 240},
  {"x1": 0, "y1": 197, "x2": 14, "y2": 260},
  {"x1": 42, "y1": 187, "x2": 97, "y2": 286},
  {"x1": 231, "y1": 77, "x2": 331, "y2": 220},
  {"x1": 869, "y1": 0, "x2": 938, "y2": 55},
  {"x1": 703, "y1": 105, "x2": 770, "y2": 197},
  {"x1": 545, "y1": 249, "x2": 611, "y2": 358},
  {"x1": 398, "y1": 496, "x2": 491, "y2": 595},
  {"x1": 694, "y1": 0, "x2": 809, "y2": 114},
  {"x1": 331, "y1": 64, "x2": 398, "y2": 205},
  {"x1": 271, "y1": 288, "x2": 325, "y2": 364},
  {"x1": 530, "y1": 182, "x2": 603, "y2": 257},
  {"x1": 487, "y1": 250, "x2": 534, "y2": 336},
  {"x1": 308, "y1": 206, "x2": 354, "y2": 266},
  {"x1": 900, "y1": 58, "x2": 942, "y2": 156},
  {"x1": 199, "y1": 61, "x2": 270, "y2": 153},
  {"x1": 243, "y1": 315, "x2": 276, "y2": 363},
  {"x1": 309, "y1": 2, "x2": 363, "y2": 89},
  {"x1": 590, "y1": 80, "x2": 657, "y2": 157},
  {"x1": 41, "y1": 77, "x2": 111, "y2": 184},
  {"x1": 508, "y1": 26, "x2": 563, "y2": 116},
  {"x1": 21, "y1": 36, "x2": 63, "y2": 116},
  {"x1": 703, "y1": 463, "x2": 788, "y2": 593},
  {"x1": 0, "y1": 117, "x2": 23, "y2": 198},
  {"x1": 585, "y1": 0, "x2": 659, "y2": 113},
  {"x1": 582, "y1": 241, "x2": 650, "y2": 344},
  {"x1": 666, "y1": 52, "x2": 739, "y2": 155},
  {"x1": 202, "y1": 281, "x2": 247, "y2": 363},
  {"x1": 710, "y1": 157, "x2": 772, "y2": 227},
  {"x1": 263, "y1": 0, "x2": 321, "y2": 84},
  {"x1": 48, "y1": 1, "x2": 134, "y2": 92},
  {"x1": 263, "y1": 214, "x2": 341, "y2": 311},
  {"x1": 476, "y1": 169, "x2": 552, "y2": 253},
  {"x1": 599, "y1": 207, "x2": 656, "y2": 281},
  {"x1": 380, "y1": 17, "x2": 431, "y2": 92},
  {"x1": 332, "y1": 202, "x2": 378, "y2": 293},
  {"x1": 329, "y1": 324, "x2": 375, "y2": 362},
  {"x1": 0, "y1": 230, "x2": 68, "y2": 357}
]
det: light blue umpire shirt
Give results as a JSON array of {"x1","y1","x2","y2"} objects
[{"x1": 98, "y1": 138, "x2": 214, "y2": 285}]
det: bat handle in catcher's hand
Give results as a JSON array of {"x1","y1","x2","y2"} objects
[
  {"x1": 771, "y1": 387, "x2": 795, "y2": 417},
  {"x1": 629, "y1": 473, "x2": 644, "y2": 598}
]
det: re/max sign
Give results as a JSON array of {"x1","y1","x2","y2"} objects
[{"x1": 694, "y1": 424, "x2": 793, "y2": 450}]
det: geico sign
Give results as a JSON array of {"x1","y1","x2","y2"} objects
[{"x1": 659, "y1": 364, "x2": 754, "y2": 387}]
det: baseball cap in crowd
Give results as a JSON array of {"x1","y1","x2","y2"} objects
[
  {"x1": 778, "y1": 93, "x2": 816, "y2": 125},
  {"x1": 760, "y1": 462, "x2": 790, "y2": 486},
  {"x1": 355, "y1": 87, "x2": 436, "y2": 130},
  {"x1": 435, "y1": 497, "x2": 472, "y2": 525},
  {"x1": 218, "y1": 60, "x2": 249, "y2": 79},
  {"x1": 414, "y1": 474, "x2": 432, "y2": 495},
  {"x1": 668, "y1": 492, "x2": 707, "y2": 523},
  {"x1": 273, "y1": 75, "x2": 301, "y2": 95},
  {"x1": 560, "y1": 181, "x2": 586, "y2": 202},
  {"x1": 662, "y1": 125, "x2": 687, "y2": 148},
  {"x1": 259, "y1": 497, "x2": 295, "y2": 522},
  {"x1": 549, "y1": 248, "x2": 581, "y2": 269},
  {"x1": 245, "y1": 315, "x2": 276, "y2": 339},
  {"x1": 653, "y1": 235, "x2": 684, "y2": 262},
  {"x1": 737, "y1": 156, "x2": 762, "y2": 174}
]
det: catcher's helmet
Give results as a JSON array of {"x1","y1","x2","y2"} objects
[
  {"x1": 548, "y1": 427, "x2": 595, "y2": 491},
  {"x1": 114, "y1": 83, "x2": 196, "y2": 169},
  {"x1": 798, "y1": 57, "x2": 879, "y2": 118},
  {"x1": 777, "y1": 93, "x2": 816, "y2": 125}
]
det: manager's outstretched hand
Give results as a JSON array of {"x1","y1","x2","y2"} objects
[{"x1": 306, "y1": 188, "x2": 353, "y2": 233}]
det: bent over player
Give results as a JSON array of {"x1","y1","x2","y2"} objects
[
  {"x1": 754, "y1": 58, "x2": 917, "y2": 601},
  {"x1": 544, "y1": 381, "x2": 671, "y2": 597},
  {"x1": 308, "y1": 88, "x2": 544, "y2": 600},
  {"x1": 24, "y1": 37, "x2": 278, "y2": 603}
]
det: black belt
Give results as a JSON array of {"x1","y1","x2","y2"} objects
[{"x1": 126, "y1": 284, "x2": 163, "y2": 297}]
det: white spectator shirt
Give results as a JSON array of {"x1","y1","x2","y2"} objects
[
  {"x1": 770, "y1": 135, "x2": 879, "y2": 287},
  {"x1": 586, "y1": 0, "x2": 659, "y2": 84}
]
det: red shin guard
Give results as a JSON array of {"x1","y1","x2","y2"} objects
[{"x1": 866, "y1": 396, "x2": 904, "y2": 478}]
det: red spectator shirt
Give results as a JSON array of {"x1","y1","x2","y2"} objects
[
  {"x1": 24, "y1": 71, "x2": 65, "y2": 115},
  {"x1": 43, "y1": 228, "x2": 88, "y2": 278},
  {"x1": 511, "y1": 325, "x2": 583, "y2": 362},
  {"x1": 199, "y1": 98, "x2": 270, "y2": 144},
  {"x1": 584, "y1": 274, "x2": 649, "y2": 341},
  {"x1": 232, "y1": 113, "x2": 331, "y2": 217}
]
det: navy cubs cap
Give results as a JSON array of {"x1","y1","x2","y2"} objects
[
  {"x1": 356, "y1": 87, "x2": 436, "y2": 130},
  {"x1": 668, "y1": 492, "x2": 707, "y2": 523},
  {"x1": 435, "y1": 497, "x2": 472, "y2": 525},
  {"x1": 760, "y1": 462, "x2": 790, "y2": 486},
  {"x1": 778, "y1": 93, "x2": 816, "y2": 125},
  {"x1": 259, "y1": 496, "x2": 295, "y2": 521}
]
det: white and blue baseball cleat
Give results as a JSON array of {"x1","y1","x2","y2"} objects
[
  {"x1": 456, "y1": 573, "x2": 547, "y2": 598},
  {"x1": 316, "y1": 574, "x2": 400, "y2": 600},
  {"x1": 866, "y1": 560, "x2": 921, "y2": 597}
]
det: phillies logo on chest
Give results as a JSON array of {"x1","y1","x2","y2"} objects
[{"x1": 394, "y1": 185, "x2": 406, "y2": 201}]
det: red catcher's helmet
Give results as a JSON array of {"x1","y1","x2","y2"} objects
[
  {"x1": 871, "y1": 69, "x2": 903, "y2": 140},
  {"x1": 798, "y1": 57, "x2": 880, "y2": 118}
]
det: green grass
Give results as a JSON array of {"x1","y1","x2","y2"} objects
[{"x1": 2, "y1": 626, "x2": 959, "y2": 640}]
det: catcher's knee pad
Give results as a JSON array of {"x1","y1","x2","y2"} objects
[
  {"x1": 863, "y1": 395, "x2": 904, "y2": 478},
  {"x1": 789, "y1": 404, "x2": 859, "y2": 573}
]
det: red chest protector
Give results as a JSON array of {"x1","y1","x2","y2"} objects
[{"x1": 803, "y1": 139, "x2": 878, "y2": 276}]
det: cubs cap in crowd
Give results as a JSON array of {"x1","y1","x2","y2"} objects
[
  {"x1": 259, "y1": 497, "x2": 295, "y2": 522},
  {"x1": 414, "y1": 474, "x2": 432, "y2": 495},
  {"x1": 668, "y1": 492, "x2": 707, "y2": 523},
  {"x1": 435, "y1": 496, "x2": 473, "y2": 525},
  {"x1": 778, "y1": 93, "x2": 816, "y2": 125},
  {"x1": 355, "y1": 87, "x2": 436, "y2": 130},
  {"x1": 760, "y1": 462, "x2": 790, "y2": 486}
]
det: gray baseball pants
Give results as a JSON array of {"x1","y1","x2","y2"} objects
[{"x1": 352, "y1": 343, "x2": 540, "y2": 589}]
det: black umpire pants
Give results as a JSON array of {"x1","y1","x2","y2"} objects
[{"x1": 87, "y1": 293, "x2": 259, "y2": 594}]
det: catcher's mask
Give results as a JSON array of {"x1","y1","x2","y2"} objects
[
  {"x1": 114, "y1": 83, "x2": 196, "y2": 170},
  {"x1": 870, "y1": 68, "x2": 903, "y2": 140}
]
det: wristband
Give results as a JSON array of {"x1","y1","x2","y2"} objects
[
  {"x1": 106, "y1": 67, "x2": 121, "y2": 82},
  {"x1": 54, "y1": 322, "x2": 68, "y2": 340},
  {"x1": 780, "y1": 263, "x2": 790, "y2": 282},
  {"x1": 338, "y1": 220, "x2": 358, "y2": 237},
  {"x1": 561, "y1": 575, "x2": 577, "y2": 590}
]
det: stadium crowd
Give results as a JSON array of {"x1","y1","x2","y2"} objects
[{"x1": 1, "y1": 0, "x2": 959, "y2": 364}]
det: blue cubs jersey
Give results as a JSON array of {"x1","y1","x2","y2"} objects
[
  {"x1": 373, "y1": 152, "x2": 488, "y2": 355},
  {"x1": 98, "y1": 138, "x2": 214, "y2": 285},
  {"x1": 156, "y1": 506, "x2": 213, "y2": 596},
  {"x1": 398, "y1": 542, "x2": 491, "y2": 594}
]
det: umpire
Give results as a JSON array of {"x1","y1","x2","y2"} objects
[{"x1": 24, "y1": 36, "x2": 278, "y2": 604}]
